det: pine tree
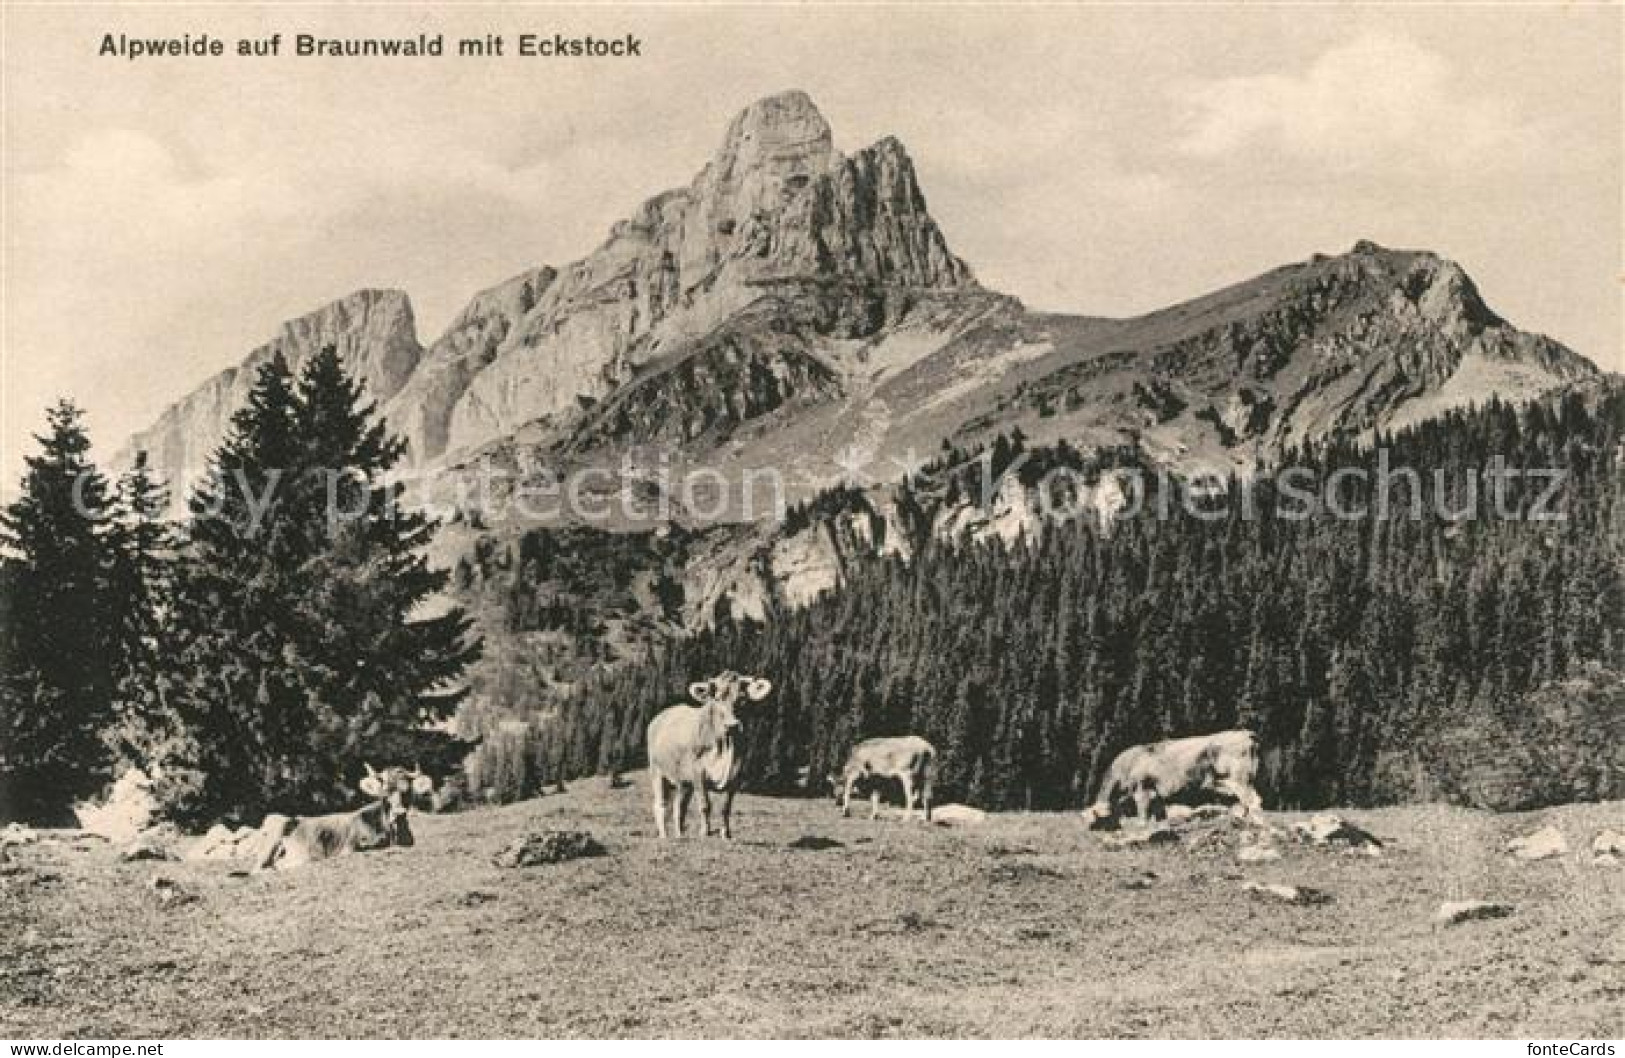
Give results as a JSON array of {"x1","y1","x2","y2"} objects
[
  {"x1": 0, "y1": 401, "x2": 115, "y2": 822},
  {"x1": 102, "y1": 452, "x2": 191, "y2": 792},
  {"x1": 173, "y1": 347, "x2": 481, "y2": 819}
]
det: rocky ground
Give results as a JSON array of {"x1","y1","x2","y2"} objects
[{"x1": 2, "y1": 783, "x2": 1621, "y2": 1039}]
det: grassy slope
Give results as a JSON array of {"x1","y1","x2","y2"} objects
[{"x1": 3, "y1": 782, "x2": 1621, "y2": 1039}]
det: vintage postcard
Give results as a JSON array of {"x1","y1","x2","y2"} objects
[{"x1": 1, "y1": 1, "x2": 1621, "y2": 1043}]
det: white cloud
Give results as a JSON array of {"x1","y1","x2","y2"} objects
[{"x1": 1176, "y1": 34, "x2": 1544, "y2": 170}]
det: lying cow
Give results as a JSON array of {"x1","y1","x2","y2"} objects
[
  {"x1": 256, "y1": 764, "x2": 434, "y2": 870},
  {"x1": 1084, "y1": 730, "x2": 1263, "y2": 828},
  {"x1": 831, "y1": 736, "x2": 936, "y2": 822},
  {"x1": 646, "y1": 671, "x2": 772, "y2": 839}
]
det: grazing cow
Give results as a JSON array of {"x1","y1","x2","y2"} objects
[
  {"x1": 646, "y1": 671, "x2": 772, "y2": 839},
  {"x1": 830, "y1": 736, "x2": 936, "y2": 822},
  {"x1": 256, "y1": 764, "x2": 434, "y2": 870},
  {"x1": 1084, "y1": 730, "x2": 1263, "y2": 828}
]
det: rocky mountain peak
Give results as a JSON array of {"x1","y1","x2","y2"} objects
[
  {"x1": 116, "y1": 288, "x2": 423, "y2": 481},
  {"x1": 713, "y1": 90, "x2": 835, "y2": 177}
]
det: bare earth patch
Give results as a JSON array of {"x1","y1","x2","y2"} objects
[{"x1": 2, "y1": 781, "x2": 1620, "y2": 1038}]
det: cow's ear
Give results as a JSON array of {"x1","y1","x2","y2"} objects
[
  {"x1": 359, "y1": 775, "x2": 384, "y2": 798},
  {"x1": 744, "y1": 677, "x2": 773, "y2": 701},
  {"x1": 688, "y1": 680, "x2": 713, "y2": 702},
  {"x1": 411, "y1": 774, "x2": 434, "y2": 796}
]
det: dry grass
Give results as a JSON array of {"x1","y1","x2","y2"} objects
[{"x1": 2, "y1": 779, "x2": 1621, "y2": 1038}]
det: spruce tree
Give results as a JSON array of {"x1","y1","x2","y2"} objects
[
  {"x1": 175, "y1": 347, "x2": 480, "y2": 819},
  {"x1": 283, "y1": 346, "x2": 480, "y2": 790},
  {"x1": 102, "y1": 452, "x2": 199, "y2": 811},
  {"x1": 0, "y1": 401, "x2": 115, "y2": 822}
]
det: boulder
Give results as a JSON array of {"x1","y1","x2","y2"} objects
[
  {"x1": 74, "y1": 768, "x2": 161, "y2": 843},
  {"x1": 1591, "y1": 829, "x2": 1624, "y2": 867},
  {"x1": 1243, "y1": 882, "x2": 1331, "y2": 906},
  {"x1": 1163, "y1": 804, "x2": 1195, "y2": 824},
  {"x1": 1434, "y1": 900, "x2": 1514, "y2": 927},
  {"x1": 185, "y1": 823, "x2": 248, "y2": 863},
  {"x1": 932, "y1": 804, "x2": 988, "y2": 827},
  {"x1": 492, "y1": 830, "x2": 606, "y2": 868},
  {"x1": 1506, "y1": 825, "x2": 1567, "y2": 862}
]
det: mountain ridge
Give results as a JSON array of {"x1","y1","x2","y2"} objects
[{"x1": 117, "y1": 91, "x2": 1596, "y2": 511}]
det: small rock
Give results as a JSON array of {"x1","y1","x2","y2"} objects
[
  {"x1": 1243, "y1": 882, "x2": 1331, "y2": 906},
  {"x1": 1188, "y1": 804, "x2": 1232, "y2": 821},
  {"x1": 1237, "y1": 843, "x2": 1283, "y2": 865},
  {"x1": 1120, "y1": 870, "x2": 1158, "y2": 891},
  {"x1": 787, "y1": 835, "x2": 844, "y2": 851},
  {"x1": 1507, "y1": 825, "x2": 1567, "y2": 862},
  {"x1": 1163, "y1": 805, "x2": 1195, "y2": 823},
  {"x1": 1, "y1": 822, "x2": 38, "y2": 847},
  {"x1": 121, "y1": 840, "x2": 175, "y2": 862},
  {"x1": 1290, "y1": 814, "x2": 1383, "y2": 852},
  {"x1": 1590, "y1": 830, "x2": 1623, "y2": 867},
  {"x1": 932, "y1": 804, "x2": 987, "y2": 826},
  {"x1": 1434, "y1": 900, "x2": 1514, "y2": 927},
  {"x1": 148, "y1": 876, "x2": 198, "y2": 909},
  {"x1": 492, "y1": 830, "x2": 605, "y2": 868}
]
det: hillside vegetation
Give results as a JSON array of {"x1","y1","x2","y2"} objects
[{"x1": 538, "y1": 385, "x2": 1624, "y2": 812}]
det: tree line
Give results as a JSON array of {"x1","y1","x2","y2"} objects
[
  {"x1": 0, "y1": 349, "x2": 480, "y2": 825},
  {"x1": 541, "y1": 386, "x2": 1624, "y2": 812}
]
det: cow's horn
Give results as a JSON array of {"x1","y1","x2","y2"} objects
[{"x1": 363, "y1": 762, "x2": 378, "y2": 777}]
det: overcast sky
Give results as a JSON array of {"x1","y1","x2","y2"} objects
[{"x1": 4, "y1": 4, "x2": 1620, "y2": 490}]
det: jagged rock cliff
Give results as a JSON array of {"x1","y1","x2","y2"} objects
[
  {"x1": 399, "y1": 89, "x2": 975, "y2": 467},
  {"x1": 116, "y1": 288, "x2": 422, "y2": 482}
]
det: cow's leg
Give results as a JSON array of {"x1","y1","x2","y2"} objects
[
  {"x1": 1216, "y1": 778, "x2": 1264, "y2": 822},
  {"x1": 720, "y1": 787, "x2": 736, "y2": 840},
  {"x1": 676, "y1": 783, "x2": 693, "y2": 838},
  {"x1": 921, "y1": 768, "x2": 934, "y2": 824},
  {"x1": 652, "y1": 772, "x2": 670, "y2": 839},
  {"x1": 900, "y1": 773, "x2": 916, "y2": 823},
  {"x1": 697, "y1": 783, "x2": 714, "y2": 838},
  {"x1": 870, "y1": 787, "x2": 882, "y2": 821},
  {"x1": 841, "y1": 776, "x2": 856, "y2": 818},
  {"x1": 1132, "y1": 781, "x2": 1157, "y2": 827}
]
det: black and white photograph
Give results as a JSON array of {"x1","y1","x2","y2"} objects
[{"x1": 1, "y1": 1, "x2": 1621, "y2": 1042}]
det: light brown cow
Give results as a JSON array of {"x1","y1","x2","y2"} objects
[
  {"x1": 831, "y1": 736, "x2": 936, "y2": 822},
  {"x1": 1084, "y1": 730, "x2": 1263, "y2": 828},
  {"x1": 255, "y1": 764, "x2": 433, "y2": 870},
  {"x1": 646, "y1": 671, "x2": 772, "y2": 839}
]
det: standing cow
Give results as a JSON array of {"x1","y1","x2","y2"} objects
[
  {"x1": 1084, "y1": 730, "x2": 1264, "y2": 828},
  {"x1": 256, "y1": 764, "x2": 433, "y2": 870},
  {"x1": 831, "y1": 736, "x2": 936, "y2": 822},
  {"x1": 646, "y1": 671, "x2": 772, "y2": 839}
]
